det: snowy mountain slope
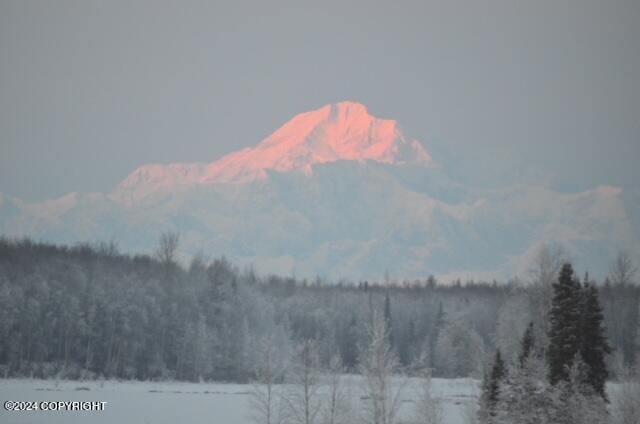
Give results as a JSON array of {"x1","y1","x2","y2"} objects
[
  {"x1": 111, "y1": 102, "x2": 431, "y2": 205},
  {"x1": 0, "y1": 102, "x2": 637, "y2": 281}
]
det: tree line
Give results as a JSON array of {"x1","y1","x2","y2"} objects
[{"x1": 0, "y1": 237, "x2": 637, "y2": 388}]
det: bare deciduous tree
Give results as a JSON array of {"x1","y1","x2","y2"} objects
[
  {"x1": 607, "y1": 251, "x2": 639, "y2": 369},
  {"x1": 614, "y1": 367, "x2": 640, "y2": 424},
  {"x1": 412, "y1": 356, "x2": 442, "y2": 424},
  {"x1": 609, "y1": 251, "x2": 637, "y2": 286},
  {"x1": 283, "y1": 339, "x2": 323, "y2": 424},
  {"x1": 322, "y1": 353, "x2": 351, "y2": 424},
  {"x1": 155, "y1": 231, "x2": 180, "y2": 265},
  {"x1": 526, "y1": 244, "x2": 569, "y2": 354},
  {"x1": 250, "y1": 336, "x2": 284, "y2": 424},
  {"x1": 359, "y1": 311, "x2": 406, "y2": 424}
]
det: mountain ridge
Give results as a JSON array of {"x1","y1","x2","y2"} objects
[
  {"x1": 0, "y1": 102, "x2": 637, "y2": 281},
  {"x1": 113, "y1": 102, "x2": 432, "y2": 204}
]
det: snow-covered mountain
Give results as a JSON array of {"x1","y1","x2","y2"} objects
[
  {"x1": 112, "y1": 102, "x2": 431, "y2": 205},
  {"x1": 1, "y1": 102, "x2": 637, "y2": 281}
]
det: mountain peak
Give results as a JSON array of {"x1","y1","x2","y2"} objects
[
  {"x1": 114, "y1": 102, "x2": 432, "y2": 202},
  {"x1": 328, "y1": 100, "x2": 370, "y2": 117},
  {"x1": 202, "y1": 101, "x2": 432, "y2": 183}
]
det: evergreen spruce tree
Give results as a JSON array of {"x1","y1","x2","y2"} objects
[
  {"x1": 384, "y1": 294, "x2": 392, "y2": 329},
  {"x1": 341, "y1": 315, "x2": 359, "y2": 370},
  {"x1": 579, "y1": 282, "x2": 611, "y2": 400},
  {"x1": 429, "y1": 302, "x2": 445, "y2": 371},
  {"x1": 488, "y1": 350, "x2": 506, "y2": 413},
  {"x1": 547, "y1": 263, "x2": 582, "y2": 385},
  {"x1": 478, "y1": 368, "x2": 491, "y2": 424},
  {"x1": 384, "y1": 293, "x2": 393, "y2": 348},
  {"x1": 479, "y1": 349, "x2": 506, "y2": 422},
  {"x1": 518, "y1": 322, "x2": 535, "y2": 368}
]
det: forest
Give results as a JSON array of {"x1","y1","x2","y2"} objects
[{"x1": 0, "y1": 235, "x2": 637, "y2": 386}]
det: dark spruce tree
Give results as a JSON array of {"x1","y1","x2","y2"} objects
[
  {"x1": 488, "y1": 350, "x2": 506, "y2": 414},
  {"x1": 547, "y1": 263, "x2": 583, "y2": 385},
  {"x1": 429, "y1": 301, "x2": 445, "y2": 371},
  {"x1": 479, "y1": 349, "x2": 507, "y2": 422},
  {"x1": 384, "y1": 293, "x2": 392, "y2": 328},
  {"x1": 518, "y1": 322, "x2": 535, "y2": 368},
  {"x1": 384, "y1": 293, "x2": 394, "y2": 348},
  {"x1": 579, "y1": 281, "x2": 611, "y2": 400}
]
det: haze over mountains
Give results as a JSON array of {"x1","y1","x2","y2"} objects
[{"x1": 1, "y1": 102, "x2": 637, "y2": 281}]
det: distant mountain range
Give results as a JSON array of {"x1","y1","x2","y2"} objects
[{"x1": 1, "y1": 102, "x2": 637, "y2": 281}]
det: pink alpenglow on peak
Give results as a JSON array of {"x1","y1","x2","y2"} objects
[
  {"x1": 202, "y1": 102, "x2": 432, "y2": 183},
  {"x1": 113, "y1": 102, "x2": 432, "y2": 202}
]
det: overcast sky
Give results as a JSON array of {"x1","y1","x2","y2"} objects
[{"x1": 1, "y1": 0, "x2": 639, "y2": 201}]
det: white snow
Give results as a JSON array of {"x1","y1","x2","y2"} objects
[
  {"x1": 0, "y1": 377, "x2": 478, "y2": 424},
  {"x1": 0, "y1": 377, "x2": 626, "y2": 423}
]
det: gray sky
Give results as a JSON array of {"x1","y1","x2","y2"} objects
[{"x1": 1, "y1": 0, "x2": 639, "y2": 201}]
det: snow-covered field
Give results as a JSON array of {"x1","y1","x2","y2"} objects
[{"x1": 0, "y1": 377, "x2": 479, "y2": 424}]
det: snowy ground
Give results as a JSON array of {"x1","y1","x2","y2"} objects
[{"x1": 0, "y1": 377, "x2": 479, "y2": 424}]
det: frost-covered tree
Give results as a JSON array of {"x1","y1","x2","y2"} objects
[
  {"x1": 359, "y1": 311, "x2": 406, "y2": 424},
  {"x1": 492, "y1": 322, "x2": 544, "y2": 423},
  {"x1": 322, "y1": 354, "x2": 351, "y2": 424},
  {"x1": 250, "y1": 335, "x2": 286, "y2": 424},
  {"x1": 614, "y1": 366, "x2": 640, "y2": 424},
  {"x1": 561, "y1": 357, "x2": 610, "y2": 424},
  {"x1": 283, "y1": 339, "x2": 323, "y2": 424},
  {"x1": 496, "y1": 356, "x2": 553, "y2": 424},
  {"x1": 412, "y1": 356, "x2": 442, "y2": 424},
  {"x1": 497, "y1": 355, "x2": 609, "y2": 424},
  {"x1": 496, "y1": 293, "x2": 531, "y2": 365},
  {"x1": 527, "y1": 244, "x2": 569, "y2": 355},
  {"x1": 435, "y1": 319, "x2": 485, "y2": 378}
]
